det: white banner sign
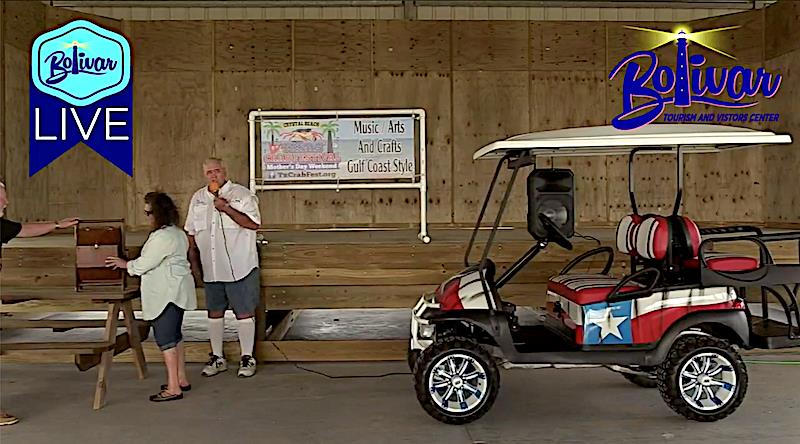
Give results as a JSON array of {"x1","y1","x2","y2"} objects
[{"x1": 260, "y1": 117, "x2": 415, "y2": 181}]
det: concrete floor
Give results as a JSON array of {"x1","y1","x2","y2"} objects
[{"x1": 1, "y1": 359, "x2": 799, "y2": 444}]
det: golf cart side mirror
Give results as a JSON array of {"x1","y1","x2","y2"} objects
[{"x1": 527, "y1": 169, "x2": 575, "y2": 241}]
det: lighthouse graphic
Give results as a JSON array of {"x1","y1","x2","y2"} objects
[
  {"x1": 624, "y1": 25, "x2": 740, "y2": 109},
  {"x1": 674, "y1": 31, "x2": 691, "y2": 107}
]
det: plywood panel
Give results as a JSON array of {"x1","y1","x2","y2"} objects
[
  {"x1": 764, "y1": 49, "x2": 800, "y2": 224},
  {"x1": 452, "y1": 71, "x2": 530, "y2": 224},
  {"x1": 44, "y1": 145, "x2": 127, "y2": 221},
  {"x1": 3, "y1": 0, "x2": 43, "y2": 50},
  {"x1": 607, "y1": 154, "x2": 677, "y2": 222},
  {"x1": 530, "y1": 22, "x2": 605, "y2": 70},
  {"x1": 133, "y1": 21, "x2": 212, "y2": 72},
  {"x1": 764, "y1": 142, "x2": 800, "y2": 224},
  {"x1": 690, "y1": 8, "x2": 763, "y2": 67},
  {"x1": 373, "y1": 21, "x2": 450, "y2": 71},
  {"x1": 552, "y1": 157, "x2": 608, "y2": 225},
  {"x1": 292, "y1": 70, "x2": 373, "y2": 224},
  {"x1": 765, "y1": 0, "x2": 800, "y2": 60},
  {"x1": 132, "y1": 72, "x2": 213, "y2": 228},
  {"x1": 44, "y1": 5, "x2": 121, "y2": 31},
  {"x1": 684, "y1": 149, "x2": 764, "y2": 222},
  {"x1": 452, "y1": 21, "x2": 528, "y2": 71},
  {"x1": 374, "y1": 71, "x2": 452, "y2": 224},
  {"x1": 214, "y1": 71, "x2": 294, "y2": 225},
  {"x1": 294, "y1": 20, "x2": 371, "y2": 71},
  {"x1": 606, "y1": 21, "x2": 675, "y2": 71},
  {"x1": 530, "y1": 70, "x2": 606, "y2": 131},
  {"x1": 214, "y1": 20, "x2": 292, "y2": 72},
  {"x1": 3, "y1": 44, "x2": 49, "y2": 222}
]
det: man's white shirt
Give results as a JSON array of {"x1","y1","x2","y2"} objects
[{"x1": 185, "y1": 180, "x2": 261, "y2": 282}]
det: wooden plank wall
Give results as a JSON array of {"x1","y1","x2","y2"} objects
[
  {"x1": 3, "y1": 3, "x2": 797, "y2": 228},
  {"x1": 764, "y1": 1, "x2": 800, "y2": 227}
]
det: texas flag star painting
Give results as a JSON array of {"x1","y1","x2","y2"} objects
[{"x1": 583, "y1": 300, "x2": 633, "y2": 345}]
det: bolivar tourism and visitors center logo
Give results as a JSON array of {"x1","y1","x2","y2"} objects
[{"x1": 609, "y1": 25, "x2": 781, "y2": 130}]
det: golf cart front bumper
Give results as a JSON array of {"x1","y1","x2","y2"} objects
[{"x1": 410, "y1": 292, "x2": 439, "y2": 352}]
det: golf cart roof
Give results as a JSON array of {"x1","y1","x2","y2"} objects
[{"x1": 473, "y1": 124, "x2": 792, "y2": 160}]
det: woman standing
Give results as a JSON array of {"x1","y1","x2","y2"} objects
[{"x1": 106, "y1": 192, "x2": 197, "y2": 402}]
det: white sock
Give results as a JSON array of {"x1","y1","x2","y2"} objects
[
  {"x1": 208, "y1": 317, "x2": 224, "y2": 358},
  {"x1": 237, "y1": 318, "x2": 256, "y2": 357}
]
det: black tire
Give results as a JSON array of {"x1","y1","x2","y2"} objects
[
  {"x1": 413, "y1": 336, "x2": 499, "y2": 425},
  {"x1": 657, "y1": 334, "x2": 748, "y2": 422},
  {"x1": 622, "y1": 372, "x2": 658, "y2": 388},
  {"x1": 407, "y1": 344, "x2": 420, "y2": 372}
]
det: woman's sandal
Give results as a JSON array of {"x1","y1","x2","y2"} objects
[
  {"x1": 160, "y1": 383, "x2": 191, "y2": 392},
  {"x1": 149, "y1": 390, "x2": 183, "y2": 402}
]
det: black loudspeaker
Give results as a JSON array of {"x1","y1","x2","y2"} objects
[{"x1": 528, "y1": 169, "x2": 575, "y2": 240}]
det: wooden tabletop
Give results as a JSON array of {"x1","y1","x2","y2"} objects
[{"x1": 0, "y1": 286, "x2": 140, "y2": 303}]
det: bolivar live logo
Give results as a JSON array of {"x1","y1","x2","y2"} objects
[
  {"x1": 609, "y1": 25, "x2": 781, "y2": 130},
  {"x1": 30, "y1": 19, "x2": 132, "y2": 176}
]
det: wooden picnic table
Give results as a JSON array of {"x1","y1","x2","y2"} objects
[{"x1": 0, "y1": 286, "x2": 148, "y2": 409}]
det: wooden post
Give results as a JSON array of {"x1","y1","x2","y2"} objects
[
  {"x1": 93, "y1": 302, "x2": 120, "y2": 410},
  {"x1": 121, "y1": 300, "x2": 148, "y2": 379},
  {"x1": 255, "y1": 293, "x2": 267, "y2": 341},
  {"x1": 266, "y1": 310, "x2": 299, "y2": 341}
]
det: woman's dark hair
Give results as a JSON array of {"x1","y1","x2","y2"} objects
[{"x1": 144, "y1": 192, "x2": 180, "y2": 228}]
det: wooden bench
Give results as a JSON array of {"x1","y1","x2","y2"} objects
[{"x1": 0, "y1": 287, "x2": 148, "y2": 409}]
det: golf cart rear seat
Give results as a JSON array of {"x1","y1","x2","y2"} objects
[{"x1": 626, "y1": 214, "x2": 759, "y2": 273}]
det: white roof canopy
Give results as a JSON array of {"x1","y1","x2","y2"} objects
[{"x1": 473, "y1": 124, "x2": 793, "y2": 160}]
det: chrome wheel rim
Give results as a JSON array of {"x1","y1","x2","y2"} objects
[
  {"x1": 679, "y1": 352, "x2": 737, "y2": 411},
  {"x1": 428, "y1": 353, "x2": 488, "y2": 414}
]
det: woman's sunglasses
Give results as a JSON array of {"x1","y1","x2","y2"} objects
[{"x1": 144, "y1": 210, "x2": 153, "y2": 216}]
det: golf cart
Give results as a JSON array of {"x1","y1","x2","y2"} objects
[{"x1": 408, "y1": 124, "x2": 800, "y2": 425}]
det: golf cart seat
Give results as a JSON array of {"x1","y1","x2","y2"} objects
[
  {"x1": 677, "y1": 219, "x2": 760, "y2": 272},
  {"x1": 547, "y1": 214, "x2": 761, "y2": 307},
  {"x1": 546, "y1": 215, "x2": 648, "y2": 306},
  {"x1": 547, "y1": 274, "x2": 644, "y2": 305},
  {"x1": 628, "y1": 214, "x2": 760, "y2": 273}
]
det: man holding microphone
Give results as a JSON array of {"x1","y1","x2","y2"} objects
[{"x1": 185, "y1": 158, "x2": 262, "y2": 378}]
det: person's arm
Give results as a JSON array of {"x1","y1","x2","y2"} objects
[
  {"x1": 215, "y1": 200, "x2": 259, "y2": 230},
  {"x1": 125, "y1": 232, "x2": 172, "y2": 276},
  {"x1": 214, "y1": 193, "x2": 260, "y2": 230},
  {"x1": 17, "y1": 217, "x2": 79, "y2": 238},
  {"x1": 187, "y1": 234, "x2": 203, "y2": 283}
]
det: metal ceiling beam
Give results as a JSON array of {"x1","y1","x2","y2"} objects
[{"x1": 46, "y1": 0, "x2": 775, "y2": 9}]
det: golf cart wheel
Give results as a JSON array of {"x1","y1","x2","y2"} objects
[
  {"x1": 413, "y1": 336, "x2": 499, "y2": 425},
  {"x1": 622, "y1": 372, "x2": 658, "y2": 388},
  {"x1": 657, "y1": 335, "x2": 747, "y2": 422}
]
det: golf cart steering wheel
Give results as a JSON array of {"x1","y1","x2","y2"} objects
[{"x1": 538, "y1": 213, "x2": 573, "y2": 251}]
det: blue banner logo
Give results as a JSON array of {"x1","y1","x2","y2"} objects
[
  {"x1": 30, "y1": 19, "x2": 132, "y2": 176},
  {"x1": 609, "y1": 26, "x2": 781, "y2": 130}
]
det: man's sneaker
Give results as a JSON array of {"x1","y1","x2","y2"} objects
[
  {"x1": 238, "y1": 355, "x2": 257, "y2": 378},
  {"x1": 201, "y1": 353, "x2": 227, "y2": 377}
]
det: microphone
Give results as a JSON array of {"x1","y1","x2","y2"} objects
[{"x1": 209, "y1": 181, "x2": 220, "y2": 197}]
